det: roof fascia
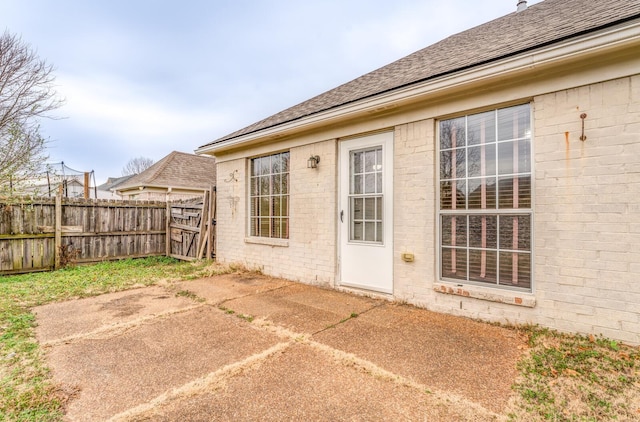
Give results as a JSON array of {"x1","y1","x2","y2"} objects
[
  {"x1": 115, "y1": 184, "x2": 209, "y2": 194},
  {"x1": 196, "y1": 20, "x2": 640, "y2": 155}
]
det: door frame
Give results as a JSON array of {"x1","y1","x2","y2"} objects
[{"x1": 337, "y1": 131, "x2": 394, "y2": 294}]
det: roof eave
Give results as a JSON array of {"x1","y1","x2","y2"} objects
[
  {"x1": 196, "y1": 19, "x2": 640, "y2": 155},
  {"x1": 116, "y1": 184, "x2": 211, "y2": 194}
]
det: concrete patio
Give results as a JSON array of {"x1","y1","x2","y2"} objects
[{"x1": 34, "y1": 273, "x2": 526, "y2": 421}]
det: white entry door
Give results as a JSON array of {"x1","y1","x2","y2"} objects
[{"x1": 339, "y1": 132, "x2": 393, "y2": 294}]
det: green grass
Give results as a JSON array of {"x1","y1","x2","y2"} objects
[
  {"x1": 508, "y1": 326, "x2": 640, "y2": 421},
  {"x1": 0, "y1": 257, "x2": 230, "y2": 421},
  {"x1": 175, "y1": 289, "x2": 205, "y2": 302}
]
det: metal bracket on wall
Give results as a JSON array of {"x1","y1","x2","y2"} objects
[
  {"x1": 580, "y1": 113, "x2": 587, "y2": 141},
  {"x1": 224, "y1": 170, "x2": 238, "y2": 183}
]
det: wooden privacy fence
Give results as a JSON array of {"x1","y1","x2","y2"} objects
[{"x1": 0, "y1": 189, "x2": 216, "y2": 275}]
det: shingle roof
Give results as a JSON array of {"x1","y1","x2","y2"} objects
[
  {"x1": 200, "y1": 0, "x2": 640, "y2": 149},
  {"x1": 96, "y1": 175, "x2": 134, "y2": 191},
  {"x1": 116, "y1": 151, "x2": 216, "y2": 191}
]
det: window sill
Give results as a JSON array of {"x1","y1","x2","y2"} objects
[
  {"x1": 433, "y1": 282, "x2": 536, "y2": 307},
  {"x1": 244, "y1": 237, "x2": 289, "y2": 247}
]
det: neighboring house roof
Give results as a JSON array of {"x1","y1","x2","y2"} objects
[
  {"x1": 116, "y1": 151, "x2": 216, "y2": 192},
  {"x1": 96, "y1": 175, "x2": 134, "y2": 192},
  {"x1": 198, "y1": 0, "x2": 640, "y2": 150}
]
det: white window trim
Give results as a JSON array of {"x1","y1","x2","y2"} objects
[
  {"x1": 246, "y1": 151, "x2": 290, "y2": 241},
  {"x1": 435, "y1": 103, "x2": 535, "y2": 294}
]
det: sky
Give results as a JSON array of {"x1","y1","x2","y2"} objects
[{"x1": 2, "y1": 0, "x2": 540, "y2": 184}]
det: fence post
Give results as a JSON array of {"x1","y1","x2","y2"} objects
[
  {"x1": 196, "y1": 190, "x2": 210, "y2": 259},
  {"x1": 54, "y1": 188, "x2": 62, "y2": 269},
  {"x1": 208, "y1": 186, "x2": 215, "y2": 260},
  {"x1": 165, "y1": 201, "x2": 171, "y2": 257},
  {"x1": 84, "y1": 172, "x2": 90, "y2": 199}
]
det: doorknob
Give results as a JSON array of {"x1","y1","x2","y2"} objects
[{"x1": 340, "y1": 210, "x2": 344, "y2": 223}]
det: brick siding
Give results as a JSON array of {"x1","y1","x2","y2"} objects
[{"x1": 214, "y1": 75, "x2": 640, "y2": 345}]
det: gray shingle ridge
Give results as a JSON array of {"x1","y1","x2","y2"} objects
[
  {"x1": 117, "y1": 151, "x2": 216, "y2": 190},
  {"x1": 200, "y1": 0, "x2": 640, "y2": 149},
  {"x1": 119, "y1": 151, "x2": 177, "y2": 188},
  {"x1": 97, "y1": 174, "x2": 134, "y2": 191}
]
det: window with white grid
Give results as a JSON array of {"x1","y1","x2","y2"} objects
[
  {"x1": 439, "y1": 104, "x2": 532, "y2": 290},
  {"x1": 249, "y1": 152, "x2": 289, "y2": 239}
]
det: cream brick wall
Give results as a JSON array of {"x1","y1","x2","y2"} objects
[
  {"x1": 215, "y1": 140, "x2": 337, "y2": 286},
  {"x1": 404, "y1": 75, "x2": 639, "y2": 345},
  {"x1": 393, "y1": 120, "x2": 436, "y2": 304},
  {"x1": 214, "y1": 75, "x2": 639, "y2": 345},
  {"x1": 531, "y1": 75, "x2": 640, "y2": 344}
]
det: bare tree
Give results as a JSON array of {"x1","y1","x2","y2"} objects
[
  {"x1": 122, "y1": 156, "x2": 154, "y2": 176},
  {"x1": 0, "y1": 31, "x2": 62, "y2": 195}
]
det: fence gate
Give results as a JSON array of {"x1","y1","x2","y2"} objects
[{"x1": 167, "y1": 188, "x2": 216, "y2": 261}]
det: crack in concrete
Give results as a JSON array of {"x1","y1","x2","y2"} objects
[
  {"x1": 305, "y1": 339, "x2": 505, "y2": 421},
  {"x1": 312, "y1": 301, "x2": 386, "y2": 336},
  {"x1": 47, "y1": 283, "x2": 504, "y2": 421},
  {"x1": 214, "y1": 282, "x2": 294, "y2": 308},
  {"x1": 108, "y1": 305, "x2": 502, "y2": 422},
  {"x1": 106, "y1": 341, "x2": 293, "y2": 422},
  {"x1": 40, "y1": 304, "x2": 204, "y2": 347},
  {"x1": 241, "y1": 307, "x2": 503, "y2": 420}
]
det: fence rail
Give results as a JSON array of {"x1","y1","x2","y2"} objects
[{"x1": 0, "y1": 190, "x2": 215, "y2": 275}]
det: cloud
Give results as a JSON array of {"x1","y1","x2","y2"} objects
[
  {"x1": 56, "y1": 73, "x2": 231, "y2": 148},
  {"x1": 41, "y1": 72, "x2": 240, "y2": 182},
  {"x1": 10, "y1": 0, "x2": 545, "y2": 184}
]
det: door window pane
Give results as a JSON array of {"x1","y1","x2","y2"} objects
[
  {"x1": 352, "y1": 221, "x2": 363, "y2": 241},
  {"x1": 365, "y1": 150, "x2": 376, "y2": 172},
  {"x1": 352, "y1": 175, "x2": 363, "y2": 194},
  {"x1": 364, "y1": 198, "x2": 376, "y2": 219},
  {"x1": 365, "y1": 174, "x2": 376, "y2": 194},
  {"x1": 365, "y1": 222, "x2": 376, "y2": 241},
  {"x1": 349, "y1": 145, "x2": 383, "y2": 244},
  {"x1": 352, "y1": 198, "x2": 363, "y2": 220},
  {"x1": 353, "y1": 151, "x2": 363, "y2": 174}
]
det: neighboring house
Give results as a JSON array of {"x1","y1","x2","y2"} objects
[
  {"x1": 19, "y1": 177, "x2": 86, "y2": 198},
  {"x1": 115, "y1": 151, "x2": 216, "y2": 201},
  {"x1": 96, "y1": 175, "x2": 134, "y2": 199},
  {"x1": 196, "y1": 0, "x2": 640, "y2": 344}
]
